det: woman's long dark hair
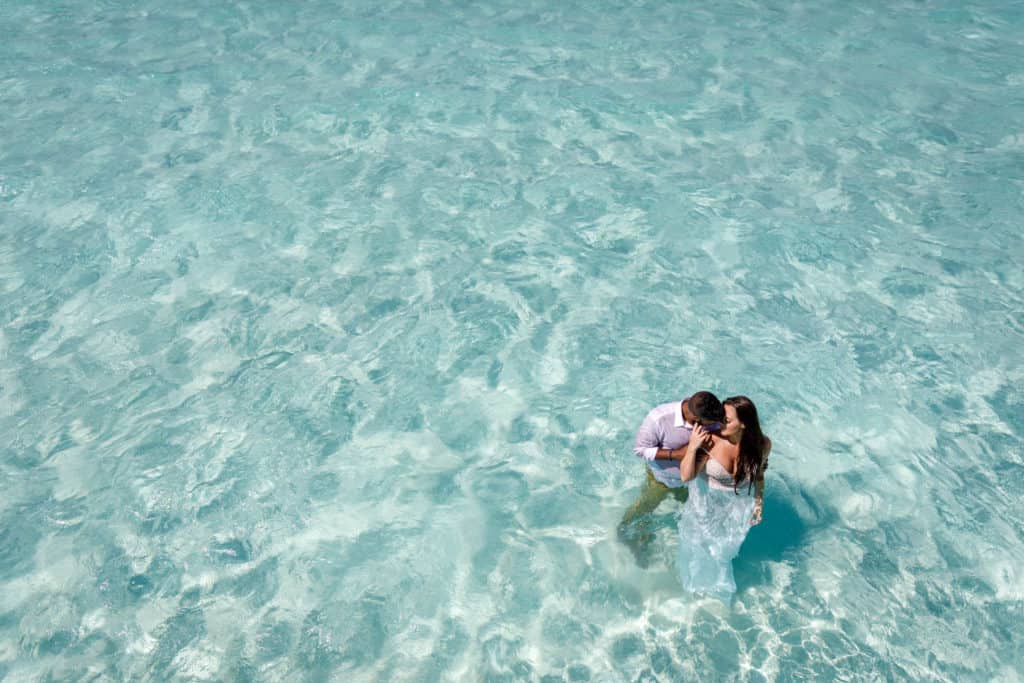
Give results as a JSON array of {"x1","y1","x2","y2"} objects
[{"x1": 724, "y1": 396, "x2": 769, "y2": 494}]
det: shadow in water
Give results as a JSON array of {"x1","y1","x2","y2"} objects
[{"x1": 733, "y1": 489, "x2": 815, "y2": 592}]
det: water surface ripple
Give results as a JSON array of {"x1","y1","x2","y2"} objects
[{"x1": 1, "y1": 1, "x2": 1023, "y2": 680}]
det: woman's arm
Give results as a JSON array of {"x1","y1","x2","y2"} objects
[
  {"x1": 750, "y1": 479, "x2": 765, "y2": 526},
  {"x1": 750, "y1": 438, "x2": 771, "y2": 526},
  {"x1": 679, "y1": 424, "x2": 711, "y2": 482}
]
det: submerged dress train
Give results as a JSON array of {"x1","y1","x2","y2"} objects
[{"x1": 676, "y1": 458, "x2": 755, "y2": 601}]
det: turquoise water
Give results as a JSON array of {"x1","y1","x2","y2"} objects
[{"x1": 2, "y1": 0, "x2": 1023, "y2": 679}]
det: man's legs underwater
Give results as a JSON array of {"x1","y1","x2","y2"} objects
[
  {"x1": 618, "y1": 469, "x2": 688, "y2": 567},
  {"x1": 619, "y1": 468, "x2": 670, "y2": 527}
]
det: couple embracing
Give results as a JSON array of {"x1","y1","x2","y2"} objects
[{"x1": 618, "y1": 391, "x2": 771, "y2": 599}]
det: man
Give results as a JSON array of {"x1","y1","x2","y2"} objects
[{"x1": 618, "y1": 391, "x2": 726, "y2": 563}]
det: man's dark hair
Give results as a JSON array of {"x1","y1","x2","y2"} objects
[{"x1": 689, "y1": 391, "x2": 725, "y2": 422}]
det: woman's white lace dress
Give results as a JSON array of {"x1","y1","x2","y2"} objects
[{"x1": 676, "y1": 457, "x2": 755, "y2": 600}]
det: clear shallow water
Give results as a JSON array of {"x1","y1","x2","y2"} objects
[{"x1": 2, "y1": 0, "x2": 1023, "y2": 679}]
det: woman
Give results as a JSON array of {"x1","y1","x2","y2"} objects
[{"x1": 675, "y1": 395, "x2": 771, "y2": 600}]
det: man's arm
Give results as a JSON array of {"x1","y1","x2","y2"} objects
[{"x1": 633, "y1": 408, "x2": 686, "y2": 462}]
